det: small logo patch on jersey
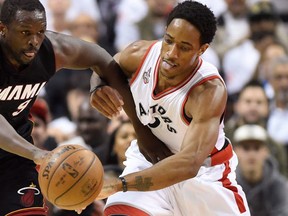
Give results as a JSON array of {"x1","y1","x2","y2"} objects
[
  {"x1": 18, "y1": 182, "x2": 40, "y2": 207},
  {"x1": 142, "y1": 68, "x2": 151, "y2": 84}
]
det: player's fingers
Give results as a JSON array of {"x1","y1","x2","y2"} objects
[
  {"x1": 91, "y1": 95, "x2": 116, "y2": 118},
  {"x1": 90, "y1": 96, "x2": 111, "y2": 118},
  {"x1": 94, "y1": 88, "x2": 122, "y2": 113},
  {"x1": 90, "y1": 91, "x2": 120, "y2": 118},
  {"x1": 101, "y1": 86, "x2": 124, "y2": 109}
]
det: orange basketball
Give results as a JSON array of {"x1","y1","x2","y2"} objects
[{"x1": 38, "y1": 144, "x2": 104, "y2": 210}]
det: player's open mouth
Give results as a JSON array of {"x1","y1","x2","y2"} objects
[
  {"x1": 162, "y1": 59, "x2": 177, "y2": 70},
  {"x1": 23, "y1": 51, "x2": 36, "y2": 59}
]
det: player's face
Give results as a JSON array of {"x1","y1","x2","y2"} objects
[
  {"x1": 0, "y1": 10, "x2": 46, "y2": 69},
  {"x1": 160, "y1": 19, "x2": 208, "y2": 84}
]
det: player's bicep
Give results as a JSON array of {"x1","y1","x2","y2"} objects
[
  {"x1": 188, "y1": 80, "x2": 227, "y2": 122},
  {"x1": 180, "y1": 80, "x2": 227, "y2": 162}
]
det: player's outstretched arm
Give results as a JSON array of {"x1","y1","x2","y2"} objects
[
  {"x1": 46, "y1": 32, "x2": 173, "y2": 163},
  {"x1": 0, "y1": 115, "x2": 48, "y2": 164},
  {"x1": 90, "y1": 40, "x2": 173, "y2": 163}
]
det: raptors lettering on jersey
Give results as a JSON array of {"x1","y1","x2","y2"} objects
[{"x1": 139, "y1": 102, "x2": 177, "y2": 133}]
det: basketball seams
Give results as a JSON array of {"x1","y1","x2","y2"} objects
[
  {"x1": 38, "y1": 145, "x2": 104, "y2": 210},
  {"x1": 45, "y1": 148, "x2": 87, "y2": 201},
  {"x1": 54, "y1": 152, "x2": 103, "y2": 207}
]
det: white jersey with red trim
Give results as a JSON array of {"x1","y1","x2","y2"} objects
[
  {"x1": 130, "y1": 40, "x2": 225, "y2": 153},
  {"x1": 105, "y1": 40, "x2": 250, "y2": 216}
]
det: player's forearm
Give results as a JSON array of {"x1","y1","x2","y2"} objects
[
  {"x1": 99, "y1": 154, "x2": 197, "y2": 200},
  {"x1": 0, "y1": 114, "x2": 42, "y2": 161}
]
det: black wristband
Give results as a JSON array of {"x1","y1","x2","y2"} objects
[
  {"x1": 89, "y1": 84, "x2": 107, "y2": 95},
  {"x1": 90, "y1": 73, "x2": 108, "y2": 94},
  {"x1": 119, "y1": 176, "x2": 127, "y2": 192}
]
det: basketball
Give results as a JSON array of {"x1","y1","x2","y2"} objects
[{"x1": 38, "y1": 144, "x2": 104, "y2": 210}]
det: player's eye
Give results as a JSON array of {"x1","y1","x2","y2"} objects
[{"x1": 21, "y1": 31, "x2": 30, "y2": 36}]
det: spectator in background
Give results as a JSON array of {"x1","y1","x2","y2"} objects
[
  {"x1": 114, "y1": 0, "x2": 176, "y2": 51},
  {"x1": 30, "y1": 98, "x2": 58, "y2": 151},
  {"x1": 113, "y1": 0, "x2": 149, "y2": 51},
  {"x1": 107, "y1": 110, "x2": 130, "y2": 134},
  {"x1": 68, "y1": 13, "x2": 99, "y2": 43},
  {"x1": 96, "y1": 0, "x2": 120, "y2": 55},
  {"x1": 267, "y1": 55, "x2": 288, "y2": 152},
  {"x1": 45, "y1": 69, "x2": 92, "y2": 143},
  {"x1": 104, "y1": 120, "x2": 136, "y2": 183},
  {"x1": 107, "y1": 120, "x2": 136, "y2": 170},
  {"x1": 136, "y1": 0, "x2": 176, "y2": 41},
  {"x1": 255, "y1": 41, "x2": 287, "y2": 83},
  {"x1": 225, "y1": 80, "x2": 269, "y2": 137},
  {"x1": 42, "y1": 0, "x2": 102, "y2": 135},
  {"x1": 44, "y1": 0, "x2": 72, "y2": 34},
  {"x1": 254, "y1": 41, "x2": 287, "y2": 99},
  {"x1": 61, "y1": 96, "x2": 111, "y2": 165},
  {"x1": 193, "y1": 0, "x2": 227, "y2": 18},
  {"x1": 225, "y1": 80, "x2": 288, "y2": 176},
  {"x1": 222, "y1": 1, "x2": 288, "y2": 98},
  {"x1": 234, "y1": 124, "x2": 288, "y2": 216},
  {"x1": 40, "y1": 0, "x2": 101, "y2": 33},
  {"x1": 212, "y1": 0, "x2": 249, "y2": 60}
]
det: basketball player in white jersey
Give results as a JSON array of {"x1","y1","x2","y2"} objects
[{"x1": 90, "y1": 1, "x2": 250, "y2": 215}]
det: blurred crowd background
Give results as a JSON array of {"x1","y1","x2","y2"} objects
[{"x1": 1, "y1": 0, "x2": 288, "y2": 215}]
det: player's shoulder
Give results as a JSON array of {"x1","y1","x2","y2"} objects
[
  {"x1": 119, "y1": 40, "x2": 157, "y2": 77},
  {"x1": 123, "y1": 40, "x2": 157, "y2": 57}
]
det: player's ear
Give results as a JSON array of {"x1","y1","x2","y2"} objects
[{"x1": 198, "y1": 43, "x2": 209, "y2": 56}]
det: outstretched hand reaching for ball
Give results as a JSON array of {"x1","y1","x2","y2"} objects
[{"x1": 0, "y1": 114, "x2": 50, "y2": 164}]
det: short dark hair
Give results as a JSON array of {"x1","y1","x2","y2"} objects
[
  {"x1": 166, "y1": 1, "x2": 217, "y2": 45},
  {"x1": 238, "y1": 79, "x2": 268, "y2": 102},
  {"x1": 0, "y1": 0, "x2": 45, "y2": 25}
]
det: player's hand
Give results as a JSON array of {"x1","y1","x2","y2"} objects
[
  {"x1": 90, "y1": 86, "x2": 124, "y2": 119},
  {"x1": 33, "y1": 149, "x2": 49, "y2": 165}
]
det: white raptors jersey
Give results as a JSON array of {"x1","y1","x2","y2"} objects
[{"x1": 130, "y1": 41, "x2": 226, "y2": 153}]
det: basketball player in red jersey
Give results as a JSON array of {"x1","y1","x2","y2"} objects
[
  {"x1": 90, "y1": 1, "x2": 250, "y2": 215},
  {"x1": 0, "y1": 0, "x2": 166, "y2": 215}
]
